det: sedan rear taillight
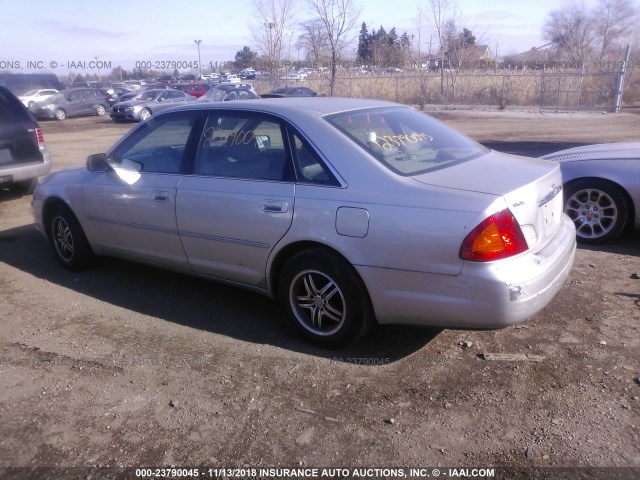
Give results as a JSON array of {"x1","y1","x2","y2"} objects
[
  {"x1": 460, "y1": 209, "x2": 528, "y2": 262},
  {"x1": 35, "y1": 128, "x2": 44, "y2": 143}
]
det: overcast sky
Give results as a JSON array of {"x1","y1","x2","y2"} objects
[{"x1": 0, "y1": 0, "x2": 595, "y2": 74}]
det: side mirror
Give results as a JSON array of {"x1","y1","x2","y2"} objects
[
  {"x1": 255, "y1": 135, "x2": 271, "y2": 150},
  {"x1": 86, "y1": 153, "x2": 111, "y2": 172}
]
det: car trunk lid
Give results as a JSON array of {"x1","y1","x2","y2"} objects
[{"x1": 413, "y1": 151, "x2": 564, "y2": 252}]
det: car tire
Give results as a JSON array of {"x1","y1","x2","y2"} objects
[
  {"x1": 96, "y1": 104, "x2": 106, "y2": 116},
  {"x1": 8, "y1": 178, "x2": 35, "y2": 195},
  {"x1": 278, "y1": 249, "x2": 374, "y2": 348},
  {"x1": 139, "y1": 108, "x2": 151, "y2": 121},
  {"x1": 564, "y1": 179, "x2": 629, "y2": 244},
  {"x1": 49, "y1": 204, "x2": 96, "y2": 270},
  {"x1": 55, "y1": 109, "x2": 66, "y2": 120}
]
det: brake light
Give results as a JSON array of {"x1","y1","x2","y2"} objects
[
  {"x1": 35, "y1": 128, "x2": 44, "y2": 143},
  {"x1": 460, "y1": 209, "x2": 528, "y2": 261}
]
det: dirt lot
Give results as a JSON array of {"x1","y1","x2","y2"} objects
[{"x1": 0, "y1": 109, "x2": 639, "y2": 479}]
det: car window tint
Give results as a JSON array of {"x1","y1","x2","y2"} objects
[
  {"x1": 0, "y1": 88, "x2": 31, "y2": 123},
  {"x1": 290, "y1": 130, "x2": 339, "y2": 186},
  {"x1": 110, "y1": 112, "x2": 198, "y2": 174},
  {"x1": 194, "y1": 113, "x2": 290, "y2": 181}
]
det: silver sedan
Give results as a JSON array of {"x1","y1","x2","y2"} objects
[
  {"x1": 109, "y1": 89, "x2": 195, "y2": 122},
  {"x1": 542, "y1": 142, "x2": 640, "y2": 244},
  {"x1": 32, "y1": 98, "x2": 576, "y2": 347}
]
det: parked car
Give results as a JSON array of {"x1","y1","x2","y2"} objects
[
  {"x1": 223, "y1": 74, "x2": 241, "y2": 84},
  {"x1": 118, "y1": 83, "x2": 167, "y2": 102},
  {"x1": 32, "y1": 98, "x2": 576, "y2": 347},
  {"x1": 156, "y1": 75, "x2": 175, "y2": 86},
  {"x1": 541, "y1": 142, "x2": 640, "y2": 244},
  {"x1": 17, "y1": 89, "x2": 59, "y2": 108},
  {"x1": 280, "y1": 73, "x2": 302, "y2": 81},
  {"x1": 197, "y1": 83, "x2": 259, "y2": 102},
  {"x1": 0, "y1": 86, "x2": 51, "y2": 194},
  {"x1": 109, "y1": 89, "x2": 196, "y2": 122},
  {"x1": 123, "y1": 80, "x2": 142, "y2": 90},
  {"x1": 30, "y1": 88, "x2": 110, "y2": 120},
  {"x1": 261, "y1": 86, "x2": 319, "y2": 98},
  {"x1": 106, "y1": 85, "x2": 135, "y2": 106},
  {"x1": 171, "y1": 83, "x2": 211, "y2": 98}
]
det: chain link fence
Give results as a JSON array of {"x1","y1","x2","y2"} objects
[{"x1": 261, "y1": 66, "x2": 636, "y2": 112}]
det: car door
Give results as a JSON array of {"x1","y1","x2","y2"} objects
[
  {"x1": 155, "y1": 91, "x2": 179, "y2": 113},
  {"x1": 83, "y1": 111, "x2": 201, "y2": 270},
  {"x1": 83, "y1": 89, "x2": 96, "y2": 115},
  {"x1": 176, "y1": 111, "x2": 295, "y2": 288},
  {"x1": 64, "y1": 91, "x2": 84, "y2": 117}
]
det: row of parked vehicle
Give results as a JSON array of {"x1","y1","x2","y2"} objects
[{"x1": 17, "y1": 78, "x2": 322, "y2": 123}]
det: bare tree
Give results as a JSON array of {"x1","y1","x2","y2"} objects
[
  {"x1": 429, "y1": 0, "x2": 457, "y2": 94},
  {"x1": 427, "y1": 0, "x2": 458, "y2": 94},
  {"x1": 306, "y1": 0, "x2": 360, "y2": 96},
  {"x1": 251, "y1": 0, "x2": 296, "y2": 80},
  {"x1": 593, "y1": 0, "x2": 639, "y2": 60},
  {"x1": 297, "y1": 19, "x2": 330, "y2": 65},
  {"x1": 543, "y1": 3, "x2": 596, "y2": 64}
]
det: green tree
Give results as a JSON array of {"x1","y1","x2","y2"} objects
[
  {"x1": 460, "y1": 28, "x2": 476, "y2": 47},
  {"x1": 357, "y1": 22, "x2": 371, "y2": 62},
  {"x1": 234, "y1": 46, "x2": 258, "y2": 69}
]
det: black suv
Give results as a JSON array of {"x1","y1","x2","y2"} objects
[{"x1": 0, "y1": 86, "x2": 52, "y2": 194}]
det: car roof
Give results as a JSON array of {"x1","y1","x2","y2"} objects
[
  {"x1": 142, "y1": 89, "x2": 173, "y2": 94},
  {"x1": 164, "y1": 97, "x2": 401, "y2": 117}
]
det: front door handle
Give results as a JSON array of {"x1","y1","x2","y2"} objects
[
  {"x1": 153, "y1": 191, "x2": 170, "y2": 202},
  {"x1": 263, "y1": 201, "x2": 288, "y2": 213}
]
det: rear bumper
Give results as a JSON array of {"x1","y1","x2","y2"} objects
[
  {"x1": 0, "y1": 150, "x2": 52, "y2": 184},
  {"x1": 357, "y1": 214, "x2": 577, "y2": 328}
]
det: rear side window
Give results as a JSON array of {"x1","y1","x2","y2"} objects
[{"x1": 0, "y1": 87, "x2": 31, "y2": 124}]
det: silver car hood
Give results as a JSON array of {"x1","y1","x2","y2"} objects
[{"x1": 541, "y1": 142, "x2": 640, "y2": 162}]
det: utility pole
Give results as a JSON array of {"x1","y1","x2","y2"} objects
[{"x1": 194, "y1": 40, "x2": 202, "y2": 79}]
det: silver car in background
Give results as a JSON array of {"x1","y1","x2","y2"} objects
[
  {"x1": 542, "y1": 142, "x2": 640, "y2": 244},
  {"x1": 32, "y1": 98, "x2": 576, "y2": 347},
  {"x1": 110, "y1": 89, "x2": 196, "y2": 122}
]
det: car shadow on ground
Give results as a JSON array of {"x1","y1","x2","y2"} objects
[
  {"x1": 0, "y1": 189, "x2": 24, "y2": 201},
  {"x1": 0, "y1": 224, "x2": 440, "y2": 363}
]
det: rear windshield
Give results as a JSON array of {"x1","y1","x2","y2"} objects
[
  {"x1": 0, "y1": 87, "x2": 32, "y2": 124},
  {"x1": 325, "y1": 107, "x2": 488, "y2": 176}
]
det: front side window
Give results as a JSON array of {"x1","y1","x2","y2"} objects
[
  {"x1": 194, "y1": 112, "x2": 290, "y2": 181},
  {"x1": 326, "y1": 107, "x2": 488, "y2": 176},
  {"x1": 110, "y1": 112, "x2": 198, "y2": 174}
]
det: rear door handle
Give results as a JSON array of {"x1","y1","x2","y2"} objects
[{"x1": 263, "y1": 201, "x2": 288, "y2": 213}]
